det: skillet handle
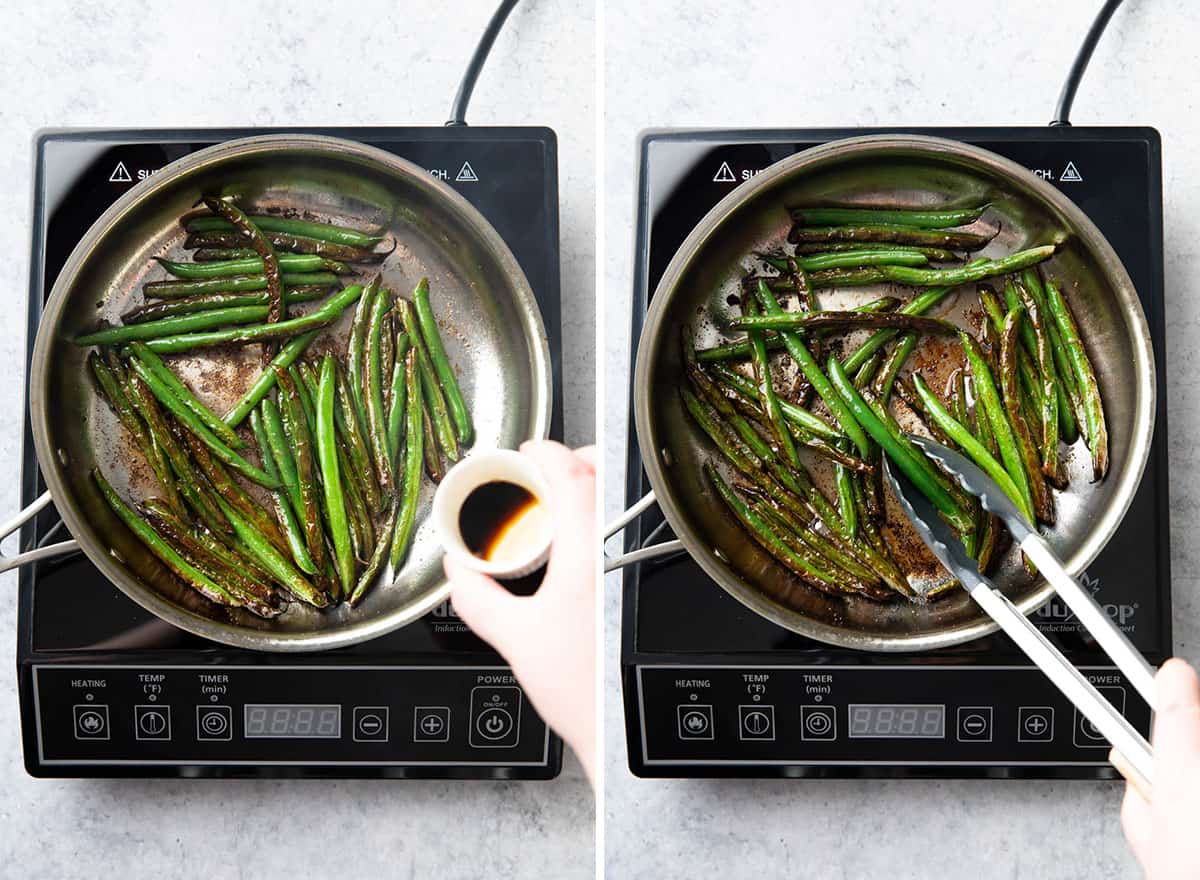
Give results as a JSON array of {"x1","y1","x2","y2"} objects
[
  {"x1": 603, "y1": 490, "x2": 685, "y2": 573},
  {"x1": 0, "y1": 490, "x2": 81, "y2": 575}
]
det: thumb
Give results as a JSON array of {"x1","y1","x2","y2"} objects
[
  {"x1": 1152, "y1": 658, "x2": 1200, "y2": 760},
  {"x1": 445, "y1": 555, "x2": 528, "y2": 658}
]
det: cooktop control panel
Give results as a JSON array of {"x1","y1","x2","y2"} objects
[
  {"x1": 30, "y1": 665, "x2": 551, "y2": 774},
  {"x1": 632, "y1": 665, "x2": 1150, "y2": 772}
]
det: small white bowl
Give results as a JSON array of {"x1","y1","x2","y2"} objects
[{"x1": 431, "y1": 449, "x2": 553, "y2": 579}]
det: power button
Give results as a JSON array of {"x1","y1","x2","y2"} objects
[{"x1": 468, "y1": 686, "x2": 522, "y2": 748}]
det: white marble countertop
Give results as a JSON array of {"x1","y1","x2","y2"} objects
[
  {"x1": 603, "y1": 1, "x2": 1200, "y2": 877},
  {"x1": 0, "y1": 2, "x2": 594, "y2": 877}
]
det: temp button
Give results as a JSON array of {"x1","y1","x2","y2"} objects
[
  {"x1": 469, "y1": 686, "x2": 522, "y2": 748},
  {"x1": 134, "y1": 705, "x2": 171, "y2": 741}
]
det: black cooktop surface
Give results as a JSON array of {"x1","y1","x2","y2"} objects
[
  {"x1": 620, "y1": 127, "x2": 1169, "y2": 778},
  {"x1": 18, "y1": 127, "x2": 563, "y2": 778}
]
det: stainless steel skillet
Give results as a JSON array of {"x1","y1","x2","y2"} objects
[
  {"x1": 609, "y1": 134, "x2": 1154, "y2": 653},
  {"x1": 8, "y1": 134, "x2": 552, "y2": 652}
]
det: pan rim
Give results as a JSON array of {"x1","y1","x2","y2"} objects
[
  {"x1": 632, "y1": 132, "x2": 1155, "y2": 652},
  {"x1": 29, "y1": 132, "x2": 553, "y2": 652}
]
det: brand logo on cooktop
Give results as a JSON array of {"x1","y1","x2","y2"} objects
[
  {"x1": 431, "y1": 600, "x2": 461, "y2": 620},
  {"x1": 1034, "y1": 572, "x2": 1138, "y2": 629}
]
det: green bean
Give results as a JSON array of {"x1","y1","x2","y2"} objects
[
  {"x1": 222, "y1": 330, "x2": 319, "y2": 429},
  {"x1": 707, "y1": 365, "x2": 839, "y2": 441},
  {"x1": 385, "y1": 357, "x2": 407, "y2": 463},
  {"x1": 1007, "y1": 280, "x2": 1062, "y2": 481},
  {"x1": 789, "y1": 205, "x2": 988, "y2": 229},
  {"x1": 999, "y1": 310, "x2": 1053, "y2": 523},
  {"x1": 834, "y1": 461, "x2": 857, "y2": 538},
  {"x1": 116, "y1": 373, "x2": 185, "y2": 518},
  {"x1": 841, "y1": 283, "x2": 962, "y2": 373},
  {"x1": 828, "y1": 357, "x2": 974, "y2": 536},
  {"x1": 250, "y1": 408, "x2": 318, "y2": 575},
  {"x1": 762, "y1": 249, "x2": 929, "y2": 272},
  {"x1": 682, "y1": 388, "x2": 762, "y2": 474},
  {"x1": 875, "y1": 246, "x2": 1058, "y2": 287},
  {"x1": 140, "y1": 497, "x2": 274, "y2": 588},
  {"x1": 1022, "y1": 269, "x2": 1083, "y2": 444},
  {"x1": 185, "y1": 214, "x2": 384, "y2": 248},
  {"x1": 140, "y1": 502, "x2": 280, "y2": 616},
  {"x1": 185, "y1": 231, "x2": 382, "y2": 263},
  {"x1": 872, "y1": 332, "x2": 917, "y2": 401},
  {"x1": 349, "y1": 500, "x2": 399, "y2": 607},
  {"x1": 752, "y1": 281, "x2": 871, "y2": 456},
  {"x1": 364, "y1": 288, "x2": 394, "y2": 490},
  {"x1": 1045, "y1": 278, "x2": 1108, "y2": 480},
  {"x1": 978, "y1": 285, "x2": 1045, "y2": 424},
  {"x1": 142, "y1": 272, "x2": 338, "y2": 299},
  {"x1": 93, "y1": 469, "x2": 239, "y2": 607},
  {"x1": 213, "y1": 494, "x2": 327, "y2": 608},
  {"x1": 290, "y1": 364, "x2": 316, "y2": 425},
  {"x1": 338, "y1": 442, "x2": 374, "y2": 563},
  {"x1": 155, "y1": 253, "x2": 347, "y2": 279},
  {"x1": 746, "y1": 488, "x2": 881, "y2": 585},
  {"x1": 961, "y1": 332, "x2": 1036, "y2": 520},
  {"x1": 275, "y1": 368, "x2": 331, "y2": 589},
  {"x1": 141, "y1": 284, "x2": 362, "y2": 355},
  {"x1": 260, "y1": 398, "x2": 302, "y2": 518},
  {"x1": 336, "y1": 365, "x2": 383, "y2": 512},
  {"x1": 125, "y1": 343, "x2": 243, "y2": 450},
  {"x1": 380, "y1": 312, "x2": 396, "y2": 411},
  {"x1": 398, "y1": 298, "x2": 459, "y2": 463},
  {"x1": 123, "y1": 288, "x2": 328, "y2": 325},
  {"x1": 695, "y1": 296, "x2": 899, "y2": 363},
  {"x1": 412, "y1": 278, "x2": 473, "y2": 446},
  {"x1": 201, "y1": 198, "x2": 283, "y2": 360},
  {"x1": 732, "y1": 311, "x2": 957, "y2": 336},
  {"x1": 789, "y1": 223, "x2": 996, "y2": 250},
  {"x1": 744, "y1": 291, "x2": 801, "y2": 468},
  {"x1": 390, "y1": 351, "x2": 425, "y2": 568},
  {"x1": 420, "y1": 395, "x2": 444, "y2": 482},
  {"x1": 174, "y1": 425, "x2": 291, "y2": 557},
  {"x1": 89, "y1": 353, "x2": 150, "y2": 443},
  {"x1": 791, "y1": 241, "x2": 963, "y2": 261},
  {"x1": 910, "y1": 374, "x2": 1032, "y2": 522},
  {"x1": 76, "y1": 305, "x2": 272, "y2": 346},
  {"x1": 347, "y1": 275, "x2": 379, "y2": 436},
  {"x1": 894, "y1": 377, "x2": 956, "y2": 449},
  {"x1": 705, "y1": 464, "x2": 863, "y2": 597},
  {"x1": 684, "y1": 337, "x2": 773, "y2": 461},
  {"x1": 316, "y1": 354, "x2": 355, "y2": 592},
  {"x1": 126, "y1": 356, "x2": 278, "y2": 488}
]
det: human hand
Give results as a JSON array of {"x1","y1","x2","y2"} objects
[
  {"x1": 444, "y1": 440, "x2": 596, "y2": 786},
  {"x1": 1121, "y1": 658, "x2": 1200, "y2": 878}
]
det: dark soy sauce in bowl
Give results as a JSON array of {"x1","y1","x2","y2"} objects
[{"x1": 458, "y1": 480, "x2": 547, "y2": 566}]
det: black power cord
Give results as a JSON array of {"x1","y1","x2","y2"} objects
[
  {"x1": 1051, "y1": 0, "x2": 1125, "y2": 126},
  {"x1": 445, "y1": 0, "x2": 522, "y2": 127}
]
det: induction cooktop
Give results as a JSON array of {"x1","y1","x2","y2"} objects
[
  {"x1": 619, "y1": 127, "x2": 1169, "y2": 779},
  {"x1": 18, "y1": 126, "x2": 563, "y2": 779}
]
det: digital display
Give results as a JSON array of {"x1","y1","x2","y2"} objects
[
  {"x1": 847, "y1": 704, "x2": 945, "y2": 739},
  {"x1": 243, "y1": 704, "x2": 341, "y2": 739}
]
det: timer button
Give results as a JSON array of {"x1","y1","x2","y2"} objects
[
  {"x1": 468, "y1": 686, "x2": 522, "y2": 748},
  {"x1": 800, "y1": 705, "x2": 837, "y2": 741},
  {"x1": 196, "y1": 705, "x2": 232, "y2": 741}
]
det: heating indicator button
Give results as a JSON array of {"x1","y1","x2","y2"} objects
[
  {"x1": 676, "y1": 704, "x2": 714, "y2": 740},
  {"x1": 469, "y1": 687, "x2": 522, "y2": 748},
  {"x1": 73, "y1": 704, "x2": 110, "y2": 741}
]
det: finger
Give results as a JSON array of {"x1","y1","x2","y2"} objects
[
  {"x1": 1120, "y1": 780, "x2": 1153, "y2": 869},
  {"x1": 573, "y1": 445, "x2": 597, "y2": 468},
  {"x1": 445, "y1": 555, "x2": 530, "y2": 657},
  {"x1": 520, "y1": 439, "x2": 596, "y2": 538},
  {"x1": 1152, "y1": 658, "x2": 1200, "y2": 760}
]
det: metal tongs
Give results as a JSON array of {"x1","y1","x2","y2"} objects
[{"x1": 884, "y1": 436, "x2": 1156, "y2": 794}]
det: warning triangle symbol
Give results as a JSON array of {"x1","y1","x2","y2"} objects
[
  {"x1": 455, "y1": 161, "x2": 479, "y2": 182},
  {"x1": 109, "y1": 161, "x2": 132, "y2": 183},
  {"x1": 713, "y1": 161, "x2": 736, "y2": 183},
  {"x1": 1060, "y1": 161, "x2": 1083, "y2": 182}
]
